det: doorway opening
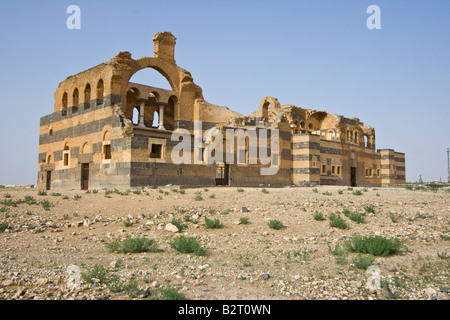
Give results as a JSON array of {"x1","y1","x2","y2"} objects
[{"x1": 81, "y1": 163, "x2": 89, "y2": 190}]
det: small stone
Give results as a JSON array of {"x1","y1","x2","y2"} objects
[
  {"x1": 381, "y1": 283, "x2": 395, "y2": 299},
  {"x1": 165, "y1": 223, "x2": 179, "y2": 233},
  {"x1": 260, "y1": 273, "x2": 270, "y2": 280},
  {"x1": 439, "y1": 287, "x2": 449, "y2": 294},
  {"x1": 2, "y1": 280, "x2": 13, "y2": 287},
  {"x1": 241, "y1": 207, "x2": 249, "y2": 213},
  {"x1": 36, "y1": 278, "x2": 48, "y2": 286}
]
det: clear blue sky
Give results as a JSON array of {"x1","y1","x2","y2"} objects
[{"x1": 0, "y1": 0, "x2": 449, "y2": 184}]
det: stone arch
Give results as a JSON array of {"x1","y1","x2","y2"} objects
[
  {"x1": 126, "y1": 87, "x2": 140, "y2": 120},
  {"x1": 80, "y1": 142, "x2": 92, "y2": 154},
  {"x1": 47, "y1": 153, "x2": 52, "y2": 164},
  {"x1": 258, "y1": 97, "x2": 281, "y2": 119}
]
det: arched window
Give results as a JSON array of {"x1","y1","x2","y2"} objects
[
  {"x1": 354, "y1": 131, "x2": 358, "y2": 144},
  {"x1": 152, "y1": 110, "x2": 159, "y2": 128},
  {"x1": 96, "y1": 79, "x2": 104, "y2": 105},
  {"x1": 63, "y1": 143, "x2": 70, "y2": 167},
  {"x1": 62, "y1": 92, "x2": 68, "y2": 115},
  {"x1": 84, "y1": 83, "x2": 91, "y2": 109},
  {"x1": 327, "y1": 130, "x2": 334, "y2": 140},
  {"x1": 132, "y1": 107, "x2": 139, "y2": 125},
  {"x1": 72, "y1": 88, "x2": 79, "y2": 107}
]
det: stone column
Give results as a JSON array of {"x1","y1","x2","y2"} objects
[
  {"x1": 139, "y1": 101, "x2": 146, "y2": 128},
  {"x1": 158, "y1": 105, "x2": 165, "y2": 130}
]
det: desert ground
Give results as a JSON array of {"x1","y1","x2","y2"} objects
[{"x1": 0, "y1": 185, "x2": 448, "y2": 300}]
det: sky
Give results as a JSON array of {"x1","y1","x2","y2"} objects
[{"x1": 0, "y1": 0, "x2": 448, "y2": 185}]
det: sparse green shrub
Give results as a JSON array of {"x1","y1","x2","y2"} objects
[
  {"x1": 3, "y1": 193, "x2": 11, "y2": 198},
  {"x1": 364, "y1": 205, "x2": 375, "y2": 214},
  {"x1": 106, "y1": 237, "x2": 159, "y2": 254},
  {"x1": 149, "y1": 286, "x2": 185, "y2": 300},
  {"x1": 329, "y1": 213, "x2": 349, "y2": 229},
  {"x1": 312, "y1": 188, "x2": 319, "y2": 193},
  {"x1": 40, "y1": 199, "x2": 52, "y2": 211},
  {"x1": 179, "y1": 189, "x2": 186, "y2": 195},
  {"x1": 352, "y1": 254, "x2": 375, "y2": 269},
  {"x1": 194, "y1": 194, "x2": 203, "y2": 201},
  {"x1": 390, "y1": 212, "x2": 401, "y2": 223},
  {"x1": 170, "y1": 236, "x2": 206, "y2": 256},
  {"x1": 437, "y1": 252, "x2": 449, "y2": 260},
  {"x1": 204, "y1": 216, "x2": 223, "y2": 229},
  {"x1": 133, "y1": 188, "x2": 141, "y2": 195},
  {"x1": 237, "y1": 188, "x2": 244, "y2": 193},
  {"x1": 0, "y1": 224, "x2": 8, "y2": 232},
  {"x1": 352, "y1": 190, "x2": 363, "y2": 196},
  {"x1": 123, "y1": 219, "x2": 132, "y2": 227},
  {"x1": 171, "y1": 218, "x2": 188, "y2": 232},
  {"x1": 343, "y1": 210, "x2": 365, "y2": 224},
  {"x1": 203, "y1": 188, "x2": 209, "y2": 192},
  {"x1": 322, "y1": 191, "x2": 332, "y2": 196},
  {"x1": 73, "y1": 194, "x2": 81, "y2": 200},
  {"x1": 262, "y1": 188, "x2": 270, "y2": 194},
  {"x1": 92, "y1": 189, "x2": 98, "y2": 194},
  {"x1": 81, "y1": 264, "x2": 108, "y2": 284},
  {"x1": 344, "y1": 235, "x2": 405, "y2": 257},
  {"x1": 37, "y1": 190, "x2": 47, "y2": 196},
  {"x1": 209, "y1": 194, "x2": 216, "y2": 199},
  {"x1": 24, "y1": 195, "x2": 37, "y2": 205},
  {"x1": 440, "y1": 234, "x2": 450, "y2": 241},
  {"x1": 313, "y1": 211, "x2": 325, "y2": 221},
  {"x1": 338, "y1": 190, "x2": 344, "y2": 195},
  {"x1": 328, "y1": 244, "x2": 348, "y2": 265},
  {"x1": 268, "y1": 219, "x2": 284, "y2": 230},
  {"x1": 239, "y1": 217, "x2": 249, "y2": 224}
]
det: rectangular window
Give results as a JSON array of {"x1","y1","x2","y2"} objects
[
  {"x1": 377, "y1": 169, "x2": 380, "y2": 177},
  {"x1": 365, "y1": 169, "x2": 369, "y2": 177},
  {"x1": 322, "y1": 165, "x2": 326, "y2": 174},
  {"x1": 150, "y1": 144, "x2": 162, "y2": 159},
  {"x1": 337, "y1": 166, "x2": 341, "y2": 175},
  {"x1": 332, "y1": 166, "x2": 336, "y2": 175},
  {"x1": 103, "y1": 144, "x2": 111, "y2": 160}
]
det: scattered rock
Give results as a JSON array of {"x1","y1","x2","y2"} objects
[
  {"x1": 381, "y1": 283, "x2": 395, "y2": 299},
  {"x1": 165, "y1": 223, "x2": 179, "y2": 233},
  {"x1": 260, "y1": 273, "x2": 271, "y2": 280}
]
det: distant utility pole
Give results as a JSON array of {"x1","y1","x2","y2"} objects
[{"x1": 447, "y1": 148, "x2": 450, "y2": 183}]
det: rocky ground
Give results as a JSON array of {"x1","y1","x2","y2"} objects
[{"x1": 0, "y1": 185, "x2": 449, "y2": 300}]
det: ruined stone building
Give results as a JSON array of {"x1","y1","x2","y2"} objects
[{"x1": 37, "y1": 32, "x2": 406, "y2": 190}]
